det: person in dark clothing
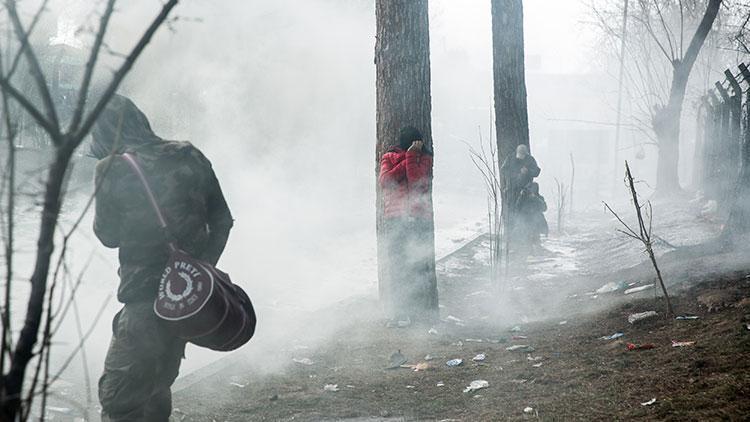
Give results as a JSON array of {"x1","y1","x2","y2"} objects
[
  {"x1": 379, "y1": 126, "x2": 435, "y2": 324},
  {"x1": 500, "y1": 144, "x2": 541, "y2": 248},
  {"x1": 92, "y1": 95, "x2": 233, "y2": 421},
  {"x1": 517, "y1": 182, "x2": 549, "y2": 247}
]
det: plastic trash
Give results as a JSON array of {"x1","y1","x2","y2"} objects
[
  {"x1": 532, "y1": 362, "x2": 543, "y2": 368},
  {"x1": 527, "y1": 355, "x2": 542, "y2": 361},
  {"x1": 446, "y1": 358, "x2": 463, "y2": 367},
  {"x1": 641, "y1": 398, "x2": 656, "y2": 406},
  {"x1": 523, "y1": 407, "x2": 534, "y2": 414},
  {"x1": 596, "y1": 281, "x2": 627, "y2": 294},
  {"x1": 671, "y1": 340, "x2": 695, "y2": 347},
  {"x1": 506, "y1": 345, "x2": 535, "y2": 352},
  {"x1": 627, "y1": 342, "x2": 655, "y2": 351},
  {"x1": 676, "y1": 315, "x2": 699, "y2": 320},
  {"x1": 324, "y1": 384, "x2": 339, "y2": 392},
  {"x1": 412, "y1": 362, "x2": 432, "y2": 371},
  {"x1": 292, "y1": 358, "x2": 313, "y2": 366},
  {"x1": 405, "y1": 385, "x2": 415, "y2": 389},
  {"x1": 625, "y1": 284, "x2": 654, "y2": 295},
  {"x1": 428, "y1": 327, "x2": 438, "y2": 335},
  {"x1": 465, "y1": 338, "x2": 483, "y2": 343},
  {"x1": 436, "y1": 381, "x2": 445, "y2": 387},
  {"x1": 229, "y1": 382, "x2": 247, "y2": 388},
  {"x1": 628, "y1": 311, "x2": 658, "y2": 324},
  {"x1": 600, "y1": 332, "x2": 625, "y2": 340},
  {"x1": 512, "y1": 335, "x2": 528, "y2": 340},
  {"x1": 559, "y1": 320, "x2": 568, "y2": 325},
  {"x1": 463, "y1": 380, "x2": 489, "y2": 393},
  {"x1": 472, "y1": 353, "x2": 486, "y2": 362},
  {"x1": 387, "y1": 351, "x2": 408, "y2": 369}
]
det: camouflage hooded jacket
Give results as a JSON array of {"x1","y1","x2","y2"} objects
[{"x1": 93, "y1": 97, "x2": 234, "y2": 303}]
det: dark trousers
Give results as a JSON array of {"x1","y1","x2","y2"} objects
[
  {"x1": 99, "y1": 302, "x2": 185, "y2": 422},
  {"x1": 382, "y1": 217, "x2": 436, "y2": 320}
]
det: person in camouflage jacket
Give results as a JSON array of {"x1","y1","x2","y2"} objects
[{"x1": 91, "y1": 95, "x2": 233, "y2": 421}]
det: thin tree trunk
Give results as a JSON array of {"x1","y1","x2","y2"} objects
[
  {"x1": 653, "y1": 0, "x2": 722, "y2": 194},
  {"x1": 375, "y1": 0, "x2": 437, "y2": 318},
  {"x1": 2, "y1": 142, "x2": 73, "y2": 420}
]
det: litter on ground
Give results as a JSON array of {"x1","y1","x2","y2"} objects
[
  {"x1": 625, "y1": 284, "x2": 655, "y2": 295},
  {"x1": 641, "y1": 398, "x2": 657, "y2": 406},
  {"x1": 506, "y1": 345, "x2": 535, "y2": 352},
  {"x1": 292, "y1": 358, "x2": 313, "y2": 366},
  {"x1": 323, "y1": 384, "x2": 339, "y2": 392},
  {"x1": 628, "y1": 311, "x2": 658, "y2": 324},
  {"x1": 463, "y1": 380, "x2": 489, "y2": 393},
  {"x1": 600, "y1": 332, "x2": 625, "y2": 340},
  {"x1": 472, "y1": 353, "x2": 486, "y2": 362},
  {"x1": 671, "y1": 340, "x2": 696, "y2": 347},
  {"x1": 676, "y1": 315, "x2": 700, "y2": 320},
  {"x1": 387, "y1": 351, "x2": 408, "y2": 369},
  {"x1": 446, "y1": 358, "x2": 463, "y2": 367}
]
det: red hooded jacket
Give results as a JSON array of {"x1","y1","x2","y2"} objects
[{"x1": 379, "y1": 147, "x2": 433, "y2": 219}]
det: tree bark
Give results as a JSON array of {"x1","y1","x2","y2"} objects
[
  {"x1": 374, "y1": 0, "x2": 437, "y2": 317},
  {"x1": 491, "y1": 0, "x2": 530, "y2": 162},
  {"x1": 653, "y1": 0, "x2": 722, "y2": 194},
  {"x1": 491, "y1": 0, "x2": 530, "y2": 239}
]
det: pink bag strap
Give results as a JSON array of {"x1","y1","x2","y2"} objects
[{"x1": 121, "y1": 153, "x2": 176, "y2": 252}]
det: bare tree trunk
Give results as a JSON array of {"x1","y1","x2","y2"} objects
[
  {"x1": 653, "y1": 0, "x2": 722, "y2": 194},
  {"x1": 492, "y1": 0, "x2": 529, "y2": 162},
  {"x1": 375, "y1": 0, "x2": 437, "y2": 317},
  {"x1": 492, "y1": 0, "x2": 530, "y2": 246}
]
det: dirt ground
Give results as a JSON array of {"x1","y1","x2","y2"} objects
[{"x1": 174, "y1": 210, "x2": 750, "y2": 421}]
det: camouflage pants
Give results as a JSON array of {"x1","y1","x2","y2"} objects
[{"x1": 99, "y1": 302, "x2": 185, "y2": 422}]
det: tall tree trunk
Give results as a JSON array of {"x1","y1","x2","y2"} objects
[
  {"x1": 491, "y1": 0, "x2": 530, "y2": 239},
  {"x1": 491, "y1": 0, "x2": 530, "y2": 161},
  {"x1": 374, "y1": 0, "x2": 437, "y2": 317},
  {"x1": 653, "y1": 0, "x2": 722, "y2": 194}
]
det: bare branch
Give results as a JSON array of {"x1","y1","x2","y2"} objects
[{"x1": 69, "y1": 0, "x2": 118, "y2": 133}]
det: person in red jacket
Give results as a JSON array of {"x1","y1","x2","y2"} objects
[{"x1": 379, "y1": 126, "x2": 434, "y2": 325}]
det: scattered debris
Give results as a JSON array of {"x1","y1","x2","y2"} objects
[
  {"x1": 472, "y1": 353, "x2": 486, "y2": 362},
  {"x1": 505, "y1": 345, "x2": 535, "y2": 353},
  {"x1": 397, "y1": 319, "x2": 412, "y2": 328},
  {"x1": 512, "y1": 335, "x2": 528, "y2": 340},
  {"x1": 323, "y1": 384, "x2": 339, "y2": 392},
  {"x1": 387, "y1": 351, "x2": 408, "y2": 369},
  {"x1": 675, "y1": 315, "x2": 700, "y2": 320},
  {"x1": 292, "y1": 358, "x2": 314, "y2": 366},
  {"x1": 411, "y1": 362, "x2": 433, "y2": 371},
  {"x1": 405, "y1": 385, "x2": 415, "y2": 389},
  {"x1": 428, "y1": 327, "x2": 438, "y2": 335},
  {"x1": 424, "y1": 354, "x2": 435, "y2": 361},
  {"x1": 596, "y1": 281, "x2": 628, "y2": 294},
  {"x1": 641, "y1": 398, "x2": 657, "y2": 406},
  {"x1": 625, "y1": 284, "x2": 655, "y2": 295},
  {"x1": 671, "y1": 340, "x2": 696, "y2": 347},
  {"x1": 628, "y1": 311, "x2": 658, "y2": 324},
  {"x1": 523, "y1": 406, "x2": 534, "y2": 414},
  {"x1": 627, "y1": 342, "x2": 655, "y2": 351},
  {"x1": 465, "y1": 338, "x2": 483, "y2": 343},
  {"x1": 532, "y1": 362, "x2": 543, "y2": 368},
  {"x1": 463, "y1": 380, "x2": 489, "y2": 393},
  {"x1": 446, "y1": 358, "x2": 463, "y2": 367},
  {"x1": 436, "y1": 381, "x2": 445, "y2": 387},
  {"x1": 229, "y1": 382, "x2": 246, "y2": 388},
  {"x1": 48, "y1": 407, "x2": 72, "y2": 414},
  {"x1": 452, "y1": 341, "x2": 464, "y2": 347},
  {"x1": 510, "y1": 326, "x2": 522, "y2": 332},
  {"x1": 600, "y1": 332, "x2": 625, "y2": 340},
  {"x1": 559, "y1": 320, "x2": 568, "y2": 325},
  {"x1": 526, "y1": 356, "x2": 542, "y2": 361}
]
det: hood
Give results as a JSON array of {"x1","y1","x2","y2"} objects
[{"x1": 90, "y1": 94, "x2": 162, "y2": 159}]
